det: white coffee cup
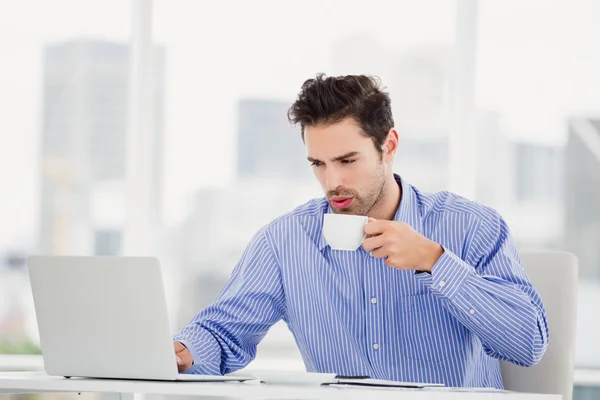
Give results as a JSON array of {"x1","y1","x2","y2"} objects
[{"x1": 322, "y1": 213, "x2": 369, "y2": 251}]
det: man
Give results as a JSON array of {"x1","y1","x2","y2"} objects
[{"x1": 172, "y1": 74, "x2": 549, "y2": 388}]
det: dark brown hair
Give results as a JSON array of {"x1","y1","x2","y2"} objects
[{"x1": 287, "y1": 73, "x2": 394, "y2": 153}]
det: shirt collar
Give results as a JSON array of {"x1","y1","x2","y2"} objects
[
  {"x1": 393, "y1": 174, "x2": 424, "y2": 235},
  {"x1": 317, "y1": 174, "x2": 423, "y2": 251}
]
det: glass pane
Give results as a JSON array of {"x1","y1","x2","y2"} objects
[
  {"x1": 0, "y1": 0, "x2": 130, "y2": 358},
  {"x1": 477, "y1": 0, "x2": 600, "y2": 371}
]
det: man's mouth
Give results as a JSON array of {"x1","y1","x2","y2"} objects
[{"x1": 330, "y1": 197, "x2": 354, "y2": 209}]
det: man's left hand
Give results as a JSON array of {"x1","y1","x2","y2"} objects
[{"x1": 362, "y1": 218, "x2": 444, "y2": 273}]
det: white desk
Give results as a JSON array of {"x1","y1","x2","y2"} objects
[{"x1": 0, "y1": 371, "x2": 561, "y2": 400}]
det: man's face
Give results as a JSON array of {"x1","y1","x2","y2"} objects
[{"x1": 305, "y1": 118, "x2": 392, "y2": 216}]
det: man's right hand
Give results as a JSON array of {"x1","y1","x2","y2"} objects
[{"x1": 174, "y1": 341, "x2": 193, "y2": 372}]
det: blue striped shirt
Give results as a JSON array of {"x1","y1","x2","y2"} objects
[{"x1": 174, "y1": 174, "x2": 549, "y2": 388}]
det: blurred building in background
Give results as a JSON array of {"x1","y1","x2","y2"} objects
[
  {"x1": 565, "y1": 118, "x2": 600, "y2": 280},
  {"x1": 39, "y1": 39, "x2": 165, "y2": 256},
  {"x1": 474, "y1": 110, "x2": 510, "y2": 208},
  {"x1": 237, "y1": 99, "x2": 309, "y2": 181},
  {"x1": 514, "y1": 142, "x2": 563, "y2": 204},
  {"x1": 0, "y1": 252, "x2": 29, "y2": 342},
  {"x1": 0, "y1": 39, "x2": 167, "y2": 344},
  {"x1": 507, "y1": 141, "x2": 564, "y2": 249},
  {"x1": 389, "y1": 46, "x2": 451, "y2": 134},
  {"x1": 390, "y1": 46, "x2": 450, "y2": 193}
]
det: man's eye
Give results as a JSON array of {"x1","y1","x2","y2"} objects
[
  {"x1": 341, "y1": 159, "x2": 356, "y2": 164},
  {"x1": 311, "y1": 161, "x2": 323, "y2": 167}
]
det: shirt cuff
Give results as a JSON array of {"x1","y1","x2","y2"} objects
[{"x1": 415, "y1": 246, "x2": 474, "y2": 300}]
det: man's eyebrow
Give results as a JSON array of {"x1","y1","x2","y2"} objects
[
  {"x1": 331, "y1": 151, "x2": 360, "y2": 162},
  {"x1": 307, "y1": 152, "x2": 360, "y2": 163}
]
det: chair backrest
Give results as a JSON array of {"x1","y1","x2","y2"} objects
[{"x1": 500, "y1": 251, "x2": 579, "y2": 400}]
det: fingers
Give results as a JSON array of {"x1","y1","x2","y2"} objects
[
  {"x1": 177, "y1": 358, "x2": 192, "y2": 373},
  {"x1": 365, "y1": 218, "x2": 376, "y2": 239},
  {"x1": 174, "y1": 341, "x2": 185, "y2": 353},
  {"x1": 174, "y1": 342, "x2": 193, "y2": 372},
  {"x1": 362, "y1": 235, "x2": 386, "y2": 252},
  {"x1": 176, "y1": 352, "x2": 193, "y2": 372},
  {"x1": 364, "y1": 220, "x2": 386, "y2": 236},
  {"x1": 370, "y1": 247, "x2": 388, "y2": 259}
]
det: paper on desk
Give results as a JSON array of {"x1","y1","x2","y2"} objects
[
  {"x1": 422, "y1": 385, "x2": 513, "y2": 393},
  {"x1": 247, "y1": 370, "x2": 337, "y2": 386},
  {"x1": 176, "y1": 373, "x2": 257, "y2": 382}
]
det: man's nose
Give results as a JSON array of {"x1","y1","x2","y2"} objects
[{"x1": 325, "y1": 167, "x2": 343, "y2": 192}]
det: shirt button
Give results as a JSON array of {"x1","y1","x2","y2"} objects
[
  {"x1": 373, "y1": 343, "x2": 380, "y2": 350},
  {"x1": 439, "y1": 280, "x2": 446, "y2": 288},
  {"x1": 370, "y1": 297, "x2": 377, "y2": 304},
  {"x1": 469, "y1": 309, "x2": 475, "y2": 315}
]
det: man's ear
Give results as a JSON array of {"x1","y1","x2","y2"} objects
[{"x1": 382, "y1": 128, "x2": 399, "y2": 162}]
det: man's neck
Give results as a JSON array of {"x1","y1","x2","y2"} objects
[{"x1": 367, "y1": 174, "x2": 402, "y2": 221}]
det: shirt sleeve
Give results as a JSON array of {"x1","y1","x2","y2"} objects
[
  {"x1": 415, "y1": 210, "x2": 549, "y2": 366},
  {"x1": 173, "y1": 228, "x2": 286, "y2": 375}
]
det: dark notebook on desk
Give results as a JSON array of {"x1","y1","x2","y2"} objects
[{"x1": 321, "y1": 375, "x2": 445, "y2": 389}]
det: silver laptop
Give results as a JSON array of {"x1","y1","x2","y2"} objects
[{"x1": 27, "y1": 255, "x2": 253, "y2": 382}]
